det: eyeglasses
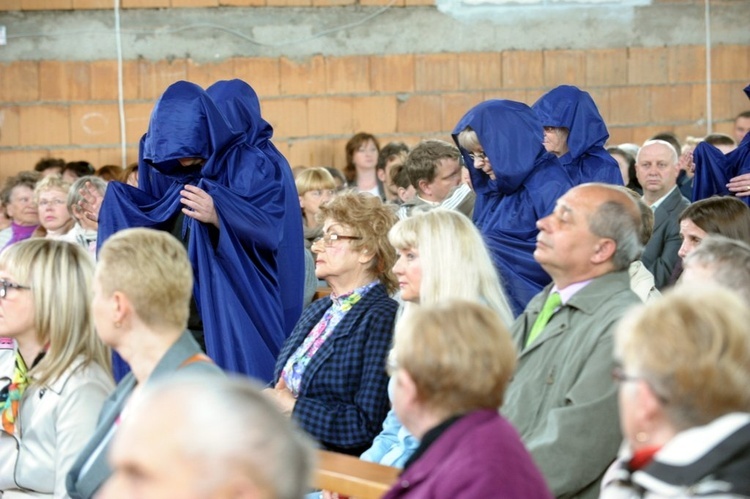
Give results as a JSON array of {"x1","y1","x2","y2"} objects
[
  {"x1": 0, "y1": 279, "x2": 31, "y2": 299},
  {"x1": 612, "y1": 365, "x2": 670, "y2": 404},
  {"x1": 312, "y1": 233, "x2": 363, "y2": 247},
  {"x1": 469, "y1": 151, "x2": 488, "y2": 162},
  {"x1": 38, "y1": 199, "x2": 66, "y2": 207}
]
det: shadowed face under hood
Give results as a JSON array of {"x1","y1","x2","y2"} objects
[
  {"x1": 142, "y1": 80, "x2": 241, "y2": 180},
  {"x1": 531, "y1": 85, "x2": 610, "y2": 160}
]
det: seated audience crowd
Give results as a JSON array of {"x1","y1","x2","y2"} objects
[{"x1": 0, "y1": 78, "x2": 749, "y2": 499}]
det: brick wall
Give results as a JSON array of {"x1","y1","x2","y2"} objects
[{"x1": 1, "y1": 10, "x2": 748, "y2": 182}]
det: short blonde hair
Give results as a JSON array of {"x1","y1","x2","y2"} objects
[
  {"x1": 615, "y1": 285, "x2": 750, "y2": 430},
  {"x1": 389, "y1": 209, "x2": 513, "y2": 326},
  {"x1": 0, "y1": 239, "x2": 111, "y2": 387},
  {"x1": 295, "y1": 167, "x2": 336, "y2": 196},
  {"x1": 393, "y1": 300, "x2": 517, "y2": 415},
  {"x1": 456, "y1": 127, "x2": 481, "y2": 151},
  {"x1": 33, "y1": 174, "x2": 71, "y2": 201},
  {"x1": 317, "y1": 192, "x2": 398, "y2": 294},
  {"x1": 97, "y1": 228, "x2": 193, "y2": 331}
]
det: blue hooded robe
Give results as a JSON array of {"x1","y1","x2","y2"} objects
[
  {"x1": 692, "y1": 84, "x2": 750, "y2": 207},
  {"x1": 452, "y1": 100, "x2": 575, "y2": 316},
  {"x1": 206, "y1": 79, "x2": 305, "y2": 336},
  {"x1": 532, "y1": 85, "x2": 623, "y2": 186},
  {"x1": 98, "y1": 81, "x2": 287, "y2": 382}
]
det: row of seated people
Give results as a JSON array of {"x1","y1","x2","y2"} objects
[
  {"x1": 2, "y1": 189, "x2": 750, "y2": 498},
  {"x1": 1, "y1": 77, "x2": 750, "y2": 498}
]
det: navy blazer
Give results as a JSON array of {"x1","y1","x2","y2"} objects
[{"x1": 274, "y1": 283, "x2": 397, "y2": 456}]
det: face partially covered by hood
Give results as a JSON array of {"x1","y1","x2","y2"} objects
[
  {"x1": 532, "y1": 85, "x2": 610, "y2": 159},
  {"x1": 142, "y1": 81, "x2": 238, "y2": 179},
  {"x1": 452, "y1": 99, "x2": 547, "y2": 194}
]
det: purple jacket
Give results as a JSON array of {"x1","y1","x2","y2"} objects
[{"x1": 383, "y1": 409, "x2": 553, "y2": 498}]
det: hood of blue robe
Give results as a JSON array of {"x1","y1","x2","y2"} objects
[
  {"x1": 532, "y1": 85, "x2": 610, "y2": 160},
  {"x1": 452, "y1": 99, "x2": 550, "y2": 195}
]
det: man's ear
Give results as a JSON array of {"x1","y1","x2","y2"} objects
[
  {"x1": 377, "y1": 169, "x2": 387, "y2": 183},
  {"x1": 417, "y1": 179, "x2": 430, "y2": 196},
  {"x1": 592, "y1": 239, "x2": 617, "y2": 264}
]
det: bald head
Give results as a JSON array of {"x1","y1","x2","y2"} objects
[{"x1": 535, "y1": 183, "x2": 642, "y2": 287}]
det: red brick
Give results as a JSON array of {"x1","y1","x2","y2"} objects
[
  {"x1": 396, "y1": 94, "x2": 441, "y2": 134},
  {"x1": 124, "y1": 102, "x2": 155, "y2": 143},
  {"x1": 628, "y1": 47, "x2": 669, "y2": 85},
  {"x1": 312, "y1": 0, "x2": 354, "y2": 6},
  {"x1": 587, "y1": 88, "x2": 610, "y2": 126},
  {"x1": 668, "y1": 45, "x2": 706, "y2": 84},
  {"x1": 70, "y1": 104, "x2": 121, "y2": 146},
  {"x1": 606, "y1": 127, "x2": 634, "y2": 146},
  {"x1": 308, "y1": 97, "x2": 353, "y2": 135},
  {"x1": 585, "y1": 49, "x2": 628, "y2": 87},
  {"x1": 441, "y1": 92, "x2": 484, "y2": 132},
  {"x1": 287, "y1": 139, "x2": 336, "y2": 168},
  {"x1": 649, "y1": 84, "x2": 694, "y2": 123},
  {"x1": 0, "y1": 151, "x2": 46, "y2": 183},
  {"x1": 90, "y1": 60, "x2": 140, "y2": 101},
  {"x1": 186, "y1": 59, "x2": 236, "y2": 90},
  {"x1": 21, "y1": 0, "x2": 71, "y2": 8},
  {"x1": 0, "y1": 106, "x2": 20, "y2": 147},
  {"x1": 171, "y1": 0, "x2": 218, "y2": 6},
  {"x1": 39, "y1": 61, "x2": 91, "y2": 102},
  {"x1": 95, "y1": 147, "x2": 140, "y2": 169},
  {"x1": 415, "y1": 54, "x2": 459, "y2": 92},
  {"x1": 483, "y1": 89, "x2": 528, "y2": 103},
  {"x1": 544, "y1": 50, "x2": 587, "y2": 88},
  {"x1": 263, "y1": 98, "x2": 309, "y2": 139},
  {"x1": 458, "y1": 53, "x2": 502, "y2": 91},
  {"x1": 404, "y1": 0, "x2": 433, "y2": 5},
  {"x1": 502, "y1": 51, "x2": 544, "y2": 89},
  {"x1": 608, "y1": 86, "x2": 651, "y2": 126},
  {"x1": 708, "y1": 82, "x2": 739, "y2": 122},
  {"x1": 352, "y1": 95, "x2": 397, "y2": 135},
  {"x1": 370, "y1": 55, "x2": 415, "y2": 94},
  {"x1": 634, "y1": 125, "x2": 671, "y2": 145},
  {"x1": 326, "y1": 56, "x2": 371, "y2": 94},
  {"x1": 0, "y1": 0, "x2": 22, "y2": 10},
  {"x1": 674, "y1": 123, "x2": 709, "y2": 142},
  {"x1": 138, "y1": 59, "x2": 189, "y2": 100},
  {"x1": 122, "y1": 0, "x2": 168, "y2": 6},
  {"x1": 0, "y1": 62, "x2": 39, "y2": 103},
  {"x1": 331, "y1": 137, "x2": 350, "y2": 170},
  {"x1": 361, "y1": 0, "x2": 403, "y2": 5},
  {"x1": 280, "y1": 56, "x2": 326, "y2": 96},
  {"x1": 19, "y1": 105, "x2": 70, "y2": 146},
  {"x1": 266, "y1": 0, "x2": 310, "y2": 6},
  {"x1": 73, "y1": 0, "x2": 111, "y2": 7},
  {"x1": 220, "y1": 0, "x2": 264, "y2": 5},
  {"x1": 232, "y1": 58, "x2": 280, "y2": 98},
  {"x1": 711, "y1": 45, "x2": 750, "y2": 82}
]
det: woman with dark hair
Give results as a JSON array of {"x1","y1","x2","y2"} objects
[
  {"x1": 677, "y1": 195, "x2": 750, "y2": 260},
  {"x1": 344, "y1": 132, "x2": 381, "y2": 196}
]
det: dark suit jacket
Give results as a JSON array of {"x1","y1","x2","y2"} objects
[
  {"x1": 641, "y1": 187, "x2": 690, "y2": 289},
  {"x1": 273, "y1": 283, "x2": 397, "y2": 456},
  {"x1": 66, "y1": 332, "x2": 224, "y2": 499}
]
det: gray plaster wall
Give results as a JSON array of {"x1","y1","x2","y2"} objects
[{"x1": 0, "y1": 2, "x2": 748, "y2": 63}]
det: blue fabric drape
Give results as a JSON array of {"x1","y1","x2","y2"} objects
[
  {"x1": 99, "y1": 81, "x2": 287, "y2": 382},
  {"x1": 532, "y1": 85, "x2": 623, "y2": 186},
  {"x1": 207, "y1": 79, "x2": 305, "y2": 336},
  {"x1": 452, "y1": 100, "x2": 575, "y2": 316}
]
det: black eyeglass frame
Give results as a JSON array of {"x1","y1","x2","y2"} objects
[{"x1": 0, "y1": 279, "x2": 31, "y2": 299}]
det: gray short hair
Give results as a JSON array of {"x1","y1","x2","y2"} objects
[
  {"x1": 683, "y1": 235, "x2": 750, "y2": 305},
  {"x1": 140, "y1": 375, "x2": 315, "y2": 499},
  {"x1": 587, "y1": 196, "x2": 643, "y2": 271}
]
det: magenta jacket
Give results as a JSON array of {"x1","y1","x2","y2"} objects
[{"x1": 383, "y1": 409, "x2": 553, "y2": 498}]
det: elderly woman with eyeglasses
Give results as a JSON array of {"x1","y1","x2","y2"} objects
[
  {"x1": 601, "y1": 285, "x2": 750, "y2": 497},
  {"x1": 265, "y1": 192, "x2": 398, "y2": 456},
  {"x1": 0, "y1": 239, "x2": 113, "y2": 497},
  {"x1": 34, "y1": 175, "x2": 76, "y2": 240}
]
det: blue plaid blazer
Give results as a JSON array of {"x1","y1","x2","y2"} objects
[{"x1": 273, "y1": 283, "x2": 397, "y2": 455}]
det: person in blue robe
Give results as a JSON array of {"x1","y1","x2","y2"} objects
[
  {"x1": 452, "y1": 100, "x2": 575, "y2": 316},
  {"x1": 693, "y1": 84, "x2": 750, "y2": 206},
  {"x1": 532, "y1": 85, "x2": 623, "y2": 186},
  {"x1": 97, "y1": 80, "x2": 287, "y2": 383},
  {"x1": 206, "y1": 79, "x2": 305, "y2": 336}
]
